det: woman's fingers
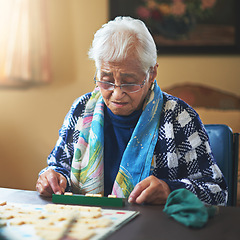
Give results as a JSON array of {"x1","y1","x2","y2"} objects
[
  {"x1": 128, "y1": 176, "x2": 170, "y2": 205},
  {"x1": 36, "y1": 169, "x2": 67, "y2": 197},
  {"x1": 128, "y1": 178, "x2": 150, "y2": 203},
  {"x1": 36, "y1": 175, "x2": 53, "y2": 197},
  {"x1": 59, "y1": 174, "x2": 67, "y2": 193}
]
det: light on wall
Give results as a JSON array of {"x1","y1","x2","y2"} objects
[{"x1": 0, "y1": 0, "x2": 51, "y2": 88}]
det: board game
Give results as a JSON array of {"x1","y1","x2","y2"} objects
[{"x1": 0, "y1": 202, "x2": 139, "y2": 240}]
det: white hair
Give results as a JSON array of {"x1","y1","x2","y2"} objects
[{"x1": 88, "y1": 16, "x2": 157, "y2": 73}]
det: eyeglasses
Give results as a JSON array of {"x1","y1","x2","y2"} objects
[{"x1": 94, "y1": 70, "x2": 149, "y2": 93}]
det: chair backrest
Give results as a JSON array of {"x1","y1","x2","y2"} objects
[{"x1": 204, "y1": 124, "x2": 239, "y2": 206}]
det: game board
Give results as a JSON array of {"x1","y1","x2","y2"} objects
[{"x1": 0, "y1": 202, "x2": 139, "y2": 240}]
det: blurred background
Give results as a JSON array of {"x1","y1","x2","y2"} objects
[{"x1": 0, "y1": 0, "x2": 239, "y2": 204}]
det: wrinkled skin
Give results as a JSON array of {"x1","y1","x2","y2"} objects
[
  {"x1": 128, "y1": 175, "x2": 170, "y2": 204},
  {"x1": 36, "y1": 169, "x2": 67, "y2": 197}
]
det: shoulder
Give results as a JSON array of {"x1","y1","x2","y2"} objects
[
  {"x1": 58, "y1": 92, "x2": 92, "y2": 141},
  {"x1": 161, "y1": 91, "x2": 200, "y2": 123},
  {"x1": 61, "y1": 92, "x2": 92, "y2": 130},
  {"x1": 159, "y1": 92, "x2": 206, "y2": 139},
  {"x1": 72, "y1": 92, "x2": 92, "y2": 109},
  {"x1": 68, "y1": 92, "x2": 92, "y2": 117},
  {"x1": 159, "y1": 92, "x2": 207, "y2": 143}
]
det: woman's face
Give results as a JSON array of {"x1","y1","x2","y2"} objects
[{"x1": 98, "y1": 55, "x2": 157, "y2": 116}]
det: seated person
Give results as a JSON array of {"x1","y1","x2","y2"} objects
[{"x1": 36, "y1": 16, "x2": 227, "y2": 205}]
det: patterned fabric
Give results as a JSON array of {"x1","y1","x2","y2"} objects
[
  {"x1": 40, "y1": 86, "x2": 228, "y2": 206},
  {"x1": 70, "y1": 88, "x2": 104, "y2": 195},
  {"x1": 70, "y1": 81, "x2": 163, "y2": 198}
]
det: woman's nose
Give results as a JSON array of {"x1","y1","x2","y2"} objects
[{"x1": 111, "y1": 85, "x2": 125, "y2": 98}]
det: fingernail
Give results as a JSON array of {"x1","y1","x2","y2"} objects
[
  {"x1": 128, "y1": 197, "x2": 133, "y2": 203},
  {"x1": 56, "y1": 191, "x2": 62, "y2": 195}
]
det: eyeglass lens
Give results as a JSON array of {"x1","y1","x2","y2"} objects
[
  {"x1": 97, "y1": 81, "x2": 142, "y2": 93},
  {"x1": 95, "y1": 69, "x2": 149, "y2": 93}
]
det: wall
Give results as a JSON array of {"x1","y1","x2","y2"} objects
[{"x1": 0, "y1": 0, "x2": 239, "y2": 191}]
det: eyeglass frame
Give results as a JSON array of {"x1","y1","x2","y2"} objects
[{"x1": 94, "y1": 69, "x2": 150, "y2": 93}]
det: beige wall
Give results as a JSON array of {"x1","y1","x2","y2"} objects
[{"x1": 0, "y1": 0, "x2": 239, "y2": 190}]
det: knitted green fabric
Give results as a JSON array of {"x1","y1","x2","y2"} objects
[{"x1": 163, "y1": 189, "x2": 217, "y2": 228}]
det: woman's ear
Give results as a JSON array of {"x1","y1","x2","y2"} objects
[{"x1": 149, "y1": 63, "x2": 158, "y2": 83}]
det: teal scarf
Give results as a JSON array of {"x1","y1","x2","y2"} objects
[{"x1": 70, "y1": 80, "x2": 163, "y2": 198}]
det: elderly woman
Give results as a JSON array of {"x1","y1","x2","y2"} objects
[{"x1": 36, "y1": 16, "x2": 227, "y2": 205}]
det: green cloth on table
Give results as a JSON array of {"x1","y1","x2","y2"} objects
[{"x1": 163, "y1": 189, "x2": 218, "y2": 228}]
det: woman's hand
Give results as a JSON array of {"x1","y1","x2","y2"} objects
[
  {"x1": 36, "y1": 169, "x2": 67, "y2": 197},
  {"x1": 128, "y1": 175, "x2": 170, "y2": 205}
]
